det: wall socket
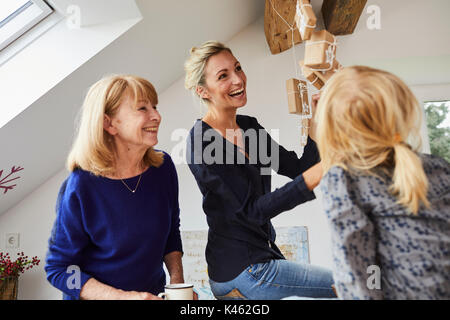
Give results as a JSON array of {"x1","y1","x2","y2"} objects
[{"x1": 6, "y1": 233, "x2": 20, "y2": 249}]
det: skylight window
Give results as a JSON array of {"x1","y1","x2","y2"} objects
[{"x1": 0, "y1": 0, "x2": 53, "y2": 51}]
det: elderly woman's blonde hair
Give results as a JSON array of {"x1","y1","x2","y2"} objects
[
  {"x1": 316, "y1": 66, "x2": 430, "y2": 214},
  {"x1": 67, "y1": 74, "x2": 164, "y2": 176},
  {"x1": 184, "y1": 40, "x2": 232, "y2": 105}
]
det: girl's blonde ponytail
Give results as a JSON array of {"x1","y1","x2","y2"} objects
[{"x1": 390, "y1": 143, "x2": 430, "y2": 214}]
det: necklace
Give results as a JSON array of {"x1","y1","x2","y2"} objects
[{"x1": 120, "y1": 173, "x2": 142, "y2": 193}]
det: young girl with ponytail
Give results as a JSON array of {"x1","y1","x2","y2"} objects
[{"x1": 315, "y1": 66, "x2": 450, "y2": 299}]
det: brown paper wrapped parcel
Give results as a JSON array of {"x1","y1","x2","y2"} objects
[
  {"x1": 304, "y1": 30, "x2": 337, "y2": 70},
  {"x1": 286, "y1": 78, "x2": 309, "y2": 115},
  {"x1": 299, "y1": 60, "x2": 325, "y2": 90},
  {"x1": 295, "y1": 0, "x2": 317, "y2": 41},
  {"x1": 315, "y1": 59, "x2": 343, "y2": 83}
]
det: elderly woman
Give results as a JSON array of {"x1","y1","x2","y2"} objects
[
  {"x1": 184, "y1": 41, "x2": 336, "y2": 300},
  {"x1": 45, "y1": 75, "x2": 184, "y2": 300}
]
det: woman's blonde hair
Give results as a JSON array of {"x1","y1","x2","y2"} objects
[
  {"x1": 184, "y1": 40, "x2": 232, "y2": 105},
  {"x1": 67, "y1": 74, "x2": 164, "y2": 176},
  {"x1": 316, "y1": 66, "x2": 430, "y2": 214}
]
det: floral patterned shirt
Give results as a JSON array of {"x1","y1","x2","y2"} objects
[{"x1": 320, "y1": 153, "x2": 450, "y2": 299}]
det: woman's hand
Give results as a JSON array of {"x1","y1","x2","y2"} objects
[
  {"x1": 302, "y1": 162, "x2": 323, "y2": 191},
  {"x1": 308, "y1": 93, "x2": 321, "y2": 142},
  {"x1": 121, "y1": 290, "x2": 163, "y2": 300},
  {"x1": 80, "y1": 277, "x2": 163, "y2": 300}
]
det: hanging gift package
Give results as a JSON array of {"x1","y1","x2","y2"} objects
[
  {"x1": 286, "y1": 78, "x2": 311, "y2": 147},
  {"x1": 304, "y1": 29, "x2": 337, "y2": 70},
  {"x1": 286, "y1": 78, "x2": 310, "y2": 115},
  {"x1": 315, "y1": 59, "x2": 343, "y2": 83},
  {"x1": 299, "y1": 60, "x2": 325, "y2": 90},
  {"x1": 295, "y1": 0, "x2": 317, "y2": 41}
]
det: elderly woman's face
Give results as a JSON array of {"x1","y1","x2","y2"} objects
[
  {"x1": 107, "y1": 93, "x2": 161, "y2": 150},
  {"x1": 201, "y1": 50, "x2": 247, "y2": 109}
]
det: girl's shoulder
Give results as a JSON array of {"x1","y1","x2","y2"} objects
[
  {"x1": 420, "y1": 153, "x2": 450, "y2": 175},
  {"x1": 323, "y1": 165, "x2": 365, "y2": 185},
  {"x1": 321, "y1": 165, "x2": 389, "y2": 202},
  {"x1": 321, "y1": 165, "x2": 358, "y2": 196},
  {"x1": 324, "y1": 153, "x2": 449, "y2": 183},
  {"x1": 419, "y1": 153, "x2": 450, "y2": 200}
]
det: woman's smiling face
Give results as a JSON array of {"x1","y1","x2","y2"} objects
[
  {"x1": 106, "y1": 92, "x2": 161, "y2": 150},
  {"x1": 200, "y1": 50, "x2": 247, "y2": 109}
]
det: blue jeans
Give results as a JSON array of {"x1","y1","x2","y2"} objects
[{"x1": 209, "y1": 259, "x2": 336, "y2": 300}]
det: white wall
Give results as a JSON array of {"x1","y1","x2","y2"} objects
[
  {"x1": 0, "y1": 170, "x2": 68, "y2": 299},
  {"x1": 2, "y1": 5, "x2": 450, "y2": 299}
]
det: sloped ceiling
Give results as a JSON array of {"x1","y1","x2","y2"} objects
[
  {"x1": 0, "y1": 0, "x2": 264, "y2": 216},
  {"x1": 1, "y1": 0, "x2": 450, "y2": 217}
]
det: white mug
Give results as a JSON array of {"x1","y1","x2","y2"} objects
[{"x1": 158, "y1": 283, "x2": 194, "y2": 300}]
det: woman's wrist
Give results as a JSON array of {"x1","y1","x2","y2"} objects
[
  {"x1": 80, "y1": 277, "x2": 124, "y2": 300},
  {"x1": 169, "y1": 274, "x2": 185, "y2": 284},
  {"x1": 302, "y1": 162, "x2": 323, "y2": 191}
]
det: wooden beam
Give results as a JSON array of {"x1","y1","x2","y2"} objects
[
  {"x1": 321, "y1": 0, "x2": 367, "y2": 35},
  {"x1": 264, "y1": 0, "x2": 302, "y2": 55}
]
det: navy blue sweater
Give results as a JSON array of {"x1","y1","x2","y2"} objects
[
  {"x1": 186, "y1": 115, "x2": 320, "y2": 282},
  {"x1": 45, "y1": 152, "x2": 182, "y2": 299}
]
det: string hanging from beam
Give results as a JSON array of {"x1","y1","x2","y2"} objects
[{"x1": 268, "y1": 0, "x2": 312, "y2": 147}]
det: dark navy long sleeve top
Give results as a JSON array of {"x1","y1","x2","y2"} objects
[
  {"x1": 45, "y1": 152, "x2": 182, "y2": 299},
  {"x1": 186, "y1": 115, "x2": 320, "y2": 282}
]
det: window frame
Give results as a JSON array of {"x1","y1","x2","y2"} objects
[
  {"x1": 423, "y1": 99, "x2": 450, "y2": 162},
  {"x1": 410, "y1": 84, "x2": 450, "y2": 155},
  {"x1": 0, "y1": 0, "x2": 53, "y2": 51}
]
